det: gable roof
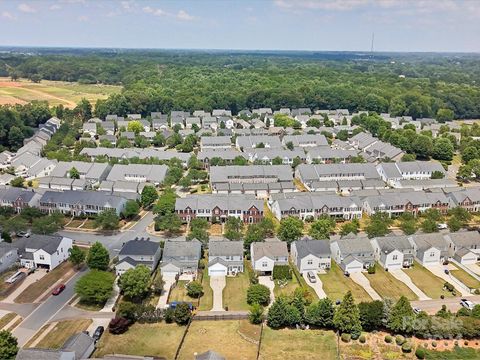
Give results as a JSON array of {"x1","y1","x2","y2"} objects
[
  {"x1": 119, "y1": 239, "x2": 160, "y2": 256},
  {"x1": 208, "y1": 240, "x2": 243, "y2": 257},
  {"x1": 294, "y1": 238, "x2": 331, "y2": 258},
  {"x1": 252, "y1": 241, "x2": 288, "y2": 261}
]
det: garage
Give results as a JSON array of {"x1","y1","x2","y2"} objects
[
  {"x1": 208, "y1": 261, "x2": 227, "y2": 276},
  {"x1": 344, "y1": 259, "x2": 364, "y2": 274},
  {"x1": 455, "y1": 248, "x2": 478, "y2": 265}
]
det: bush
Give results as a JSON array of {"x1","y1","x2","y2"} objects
[
  {"x1": 351, "y1": 332, "x2": 360, "y2": 340},
  {"x1": 385, "y1": 335, "x2": 393, "y2": 343},
  {"x1": 186, "y1": 281, "x2": 203, "y2": 298},
  {"x1": 164, "y1": 307, "x2": 175, "y2": 323},
  {"x1": 272, "y1": 265, "x2": 292, "y2": 280},
  {"x1": 341, "y1": 333, "x2": 351, "y2": 343},
  {"x1": 395, "y1": 335, "x2": 405, "y2": 346},
  {"x1": 431, "y1": 341, "x2": 437, "y2": 348},
  {"x1": 367, "y1": 264, "x2": 376, "y2": 274},
  {"x1": 415, "y1": 347, "x2": 426, "y2": 359},
  {"x1": 108, "y1": 317, "x2": 131, "y2": 334},
  {"x1": 247, "y1": 284, "x2": 270, "y2": 306},
  {"x1": 174, "y1": 303, "x2": 192, "y2": 325},
  {"x1": 464, "y1": 340, "x2": 469, "y2": 346},
  {"x1": 359, "y1": 335, "x2": 366, "y2": 343},
  {"x1": 117, "y1": 301, "x2": 137, "y2": 321},
  {"x1": 402, "y1": 342, "x2": 412, "y2": 353},
  {"x1": 248, "y1": 303, "x2": 265, "y2": 324},
  {"x1": 444, "y1": 282, "x2": 454, "y2": 292}
]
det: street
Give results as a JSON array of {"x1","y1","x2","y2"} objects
[{"x1": 412, "y1": 295, "x2": 480, "y2": 315}]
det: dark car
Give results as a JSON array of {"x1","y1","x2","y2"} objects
[
  {"x1": 169, "y1": 301, "x2": 194, "y2": 311},
  {"x1": 92, "y1": 326, "x2": 104, "y2": 342},
  {"x1": 51, "y1": 284, "x2": 66, "y2": 296}
]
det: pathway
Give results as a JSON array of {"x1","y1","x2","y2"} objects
[
  {"x1": 210, "y1": 275, "x2": 226, "y2": 311},
  {"x1": 302, "y1": 272, "x2": 327, "y2": 299},
  {"x1": 350, "y1": 272, "x2": 382, "y2": 300},
  {"x1": 100, "y1": 277, "x2": 119, "y2": 312},
  {"x1": 258, "y1": 276, "x2": 275, "y2": 307},
  {"x1": 156, "y1": 274, "x2": 176, "y2": 309},
  {"x1": 390, "y1": 269, "x2": 431, "y2": 301},
  {"x1": 426, "y1": 264, "x2": 472, "y2": 297}
]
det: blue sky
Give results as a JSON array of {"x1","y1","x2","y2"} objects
[{"x1": 0, "y1": 0, "x2": 479, "y2": 52}]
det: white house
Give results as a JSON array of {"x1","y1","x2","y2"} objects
[
  {"x1": 370, "y1": 235, "x2": 415, "y2": 270},
  {"x1": 115, "y1": 238, "x2": 162, "y2": 276},
  {"x1": 16, "y1": 235, "x2": 73, "y2": 270},
  {"x1": 291, "y1": 237, "x2": 331, "y2": 273},
  {"x1": 330, "y1": 236, "x2": 375, "y2": 273},
  {"x1": 250, "y1": 240, "x2": 288, "y2": 275},
  {"x1": 208, "y1": 240, "x2": 244, "y2": 276},
  {"x1": 408, "y1": 234, "x2": 449, "y2": 266}
]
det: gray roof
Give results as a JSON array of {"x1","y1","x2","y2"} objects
[
  {"x1": 445, "y1": 231, "x2": 480, "y2": 249},
  {"x1": 294, "y1": 238, "x2": 330, "y2": 258},
  {"x1": 373, "y1": 235, "x2": 414, "y2": 253},
  {"x1": 283, "y1": 134, "x2": 328, "y2": 147},
  {"x1": 410, "y1": 233, "x2": 449, "y2": 251},
  {"x1": 210, "y1": 165, "x2": 293, "y2": 183},
  {"x1": 297, "y1": 163, "x2": 381, "y2": 182},
  {"x1": 119, "y1": 239, "x2": 160, "y2": 256},
  {"x1": 197, "y1": 149, "x2": 246, "y2": 161},
  {"x1": 106, "y1": 164, "x2": 167, "y2": 183},
  {"x1": 208, "y1": 240, "x2": 243, "y2": 257},
  {"x1": 331, "y1": 237, "x2": 374, "y2": 255},
  {"x1": 39, "y1": 190, "x2": 127, "y2": 209},
  {"x1": 251, "y1": 241, "x2": 288, "y2": 261},
  {"x1": 15, "y1": 348, "x2": 73, "y2": 360},
  {"x1": 236, "y1": 135, "x2": 282, "y2": 149},
  {"x1": 273, "y1": 193, "x2": 361, "y2": 213},
  {"x1": 200, "y1": 136, "x2": 232, "y2": 147},
  {"x1": 0, "y1": 187, "x2": 37, "y2": 203},
  {"x1": 163, "y1": 239, "x2": 202, "y2": 260},
  {"x1": 15, "y1": 234, "x2": 65, "y2": 255},
  {"x1": 307, "y1": 148, "x2": 359, "y2": 160},
  {"x1": 196, "y1": 350, "x2": 226, "y2": 360},
  {"x1": 61, "y1": 332, "x2": 95, "y2": 359},
  {"x1": 176, "y1": 194, "x2": 263, "y2": 213}
]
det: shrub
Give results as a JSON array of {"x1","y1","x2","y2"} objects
[
  {"x1": 186, "y1": 281, "x2": 203, "y2": 298},
  {"x1": 174, "y1": 303, "x2": 192, "y2": 325},
  {"x1": 444, "y1": 282, "x2": 454, "y2": 292},
  {"x1": 272, "y1": 265, "x2": 292, "y2": 280},
  {"x1": 402, "y1": 342, "x2": 412, "y2": 353},
  {"x1": 248, "y1": 303, "x2": 265, "y2": 324},
  {"x1": 359, "y1": 335, "x2": 366, "y2": 343},
  {"x1": 164, "y1": 308, "x2": 175, "y2": 323},
  {"x1": 247, "y1": 284, "x2": 270, "y2": 306},
  {"x1": 431, "y1": 341, "x2": 437, "y2": 348},
  {"x1": 117, "y1": 301, "x2": 137, "y2": 321},
  {"x1": 385, "y1": 335, "x2": 393, "y2": 343},
  {"x1": 108, "y1": 317, "x2": 131, "y2": 334},
  {"x1": 396, "y1": 335, "x2": 405, "y2": 346},
  {"x1": 367, "y1": 264, "x2": 376, "y2": 274},
  {"x1": 464, "y1": 340, "x2": 469, "y2": 346},
  {"x1": 341, "y1": 333, "x2": 351, "y2": 343},
  {"x1": 415, "y1": 347, "x2": 426, "y2": 359},
  {"x1": 454, "y1": 340, "x2": 458, "y2": 346},
  {"x1": 351, "y1": 332, "x2": 360, "y2": 340}
]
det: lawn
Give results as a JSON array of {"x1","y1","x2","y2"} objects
[
  {"x1": 367, "y1": 264, "x2": 418, "y2": 301},
  {"x1": 318, "y1": 261, "x2": 371, "y2": 303},
  {"x1": 15, "y1": 261, "x2": 76, "y2": 303},
  {"x1": 274, "y1": 274, "x2": 300, "y2": 298},
  {"x1": 36, "y1": 319, "x2": 92, "y2": 349},
  {"x1": 0, "y1": 313, "x2": 16, "y2": 329},
  {"x1": 450, "y1": 267, "x2": 480, "y2": 290},
  {"x1": 223, "y1": 271, "x2": 250, "y2": 311},
  {"x1": 95, "y1": 322, "x2": 185, "y2": 359},
  {"x1": 259, "y1": 327, "x2": 337, "y2": 360},
  {"x1": 198, "y1": 271, "x2": 213, "y2": 311},
  {"x1": 404, "y1": 262, "x2": 454, "y2": 299},
  {"x1": 424, "y1": 346, "x2": 480, "y2": 359},
  {"x1": 177, "y1": 320, "x2": 260, "y2": 360},
  {"x1": 168, "y1": 280, "x2": 198, "y2": 306}
]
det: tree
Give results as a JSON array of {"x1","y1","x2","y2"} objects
[
  {"x1": 399, "y1": 212, "x2": 417, "y2": 235},
  {"x1": 431, "y1": 170, "x2": 445, "y2": 179},
  {"x1": 278, "y1": 216, "x2": 303, "y2": 244},
  {"x1": 412, "y1": 135, "x2": 433, "y2": 159},
  {"x1": 69, "y1": 167, "x2": 80, "y2": 179},
  {"x1": 155, "y1": 212, "x2": 182, "y2": 235},
  {"x1": 233, "y1": 156, "x2": 248, "y2": 166},
  {"x1": 267, "y1": 297, "x2": 289, "y2": 329},
  {"x1": 119, "y1": 265, "x2": 151, "y2": 300},
  {"x1": 108, "y1": 317, "x2": 131, "y2": 334},
  {"x1": 69, "y1": 245, "x2": 86, "y2": 269},
  {"x1": 86, "y1": 242, "x2": 110, "y2": 271},
  {"x1": 127, "y1": 120, "x2": 144, "y2": 134},
  {"x1": 224, "y1": 216, "x2": 243, "y2": 241},
  {"x1": 432, "y1": 138, "x2": 454, "y2": 161},
  {"x1": 247, "y1": 284, "x2": 270, "y2": 306},
  {"x1": 0, "y1": 330, "x2": 18, "y2": 360},
  {"x1": 358, "y1": 300, "x2": 385, "y2": 331},
  {"x1": 186, "y1": 281, "x2": 203, "y2": 298},
  {"x1": 421, "y1": 218, "x2": 438, "y2": 233},
  {"x1": 401, "y1": 153, "x2": 416, "y2": 162},
  {"x1": 152, "y1": 272, "x2": 164, "y2": 295},
  {"x1": 462, "y1": 146, "x2": 479, "y2": 164},
  {"x1": 10, "y1": 177, "x2": 24, "y2": 188},
  {"x1": 365, "y1": 212, "x2": 392, "y2": 238},
  {"x1": 447, "y1": 216, "x2": 463, "y2": 232},
  {"x1": 32, "y1": 212, "x2": 64, "y2": 234},
  {"x1": 174, "y1": 302, "x2": 192, "y2": 325},
  {"x1": 141, "y1": 186, "x2": 158, "y2": 208},
  {"x1": 305, "y1": 298, "x2": 334, "y2": 328},
  {"x1": 178, "y1": 176, "x2": 192, "y2": 190},
  {"x1": 117, "y1": 137, "x2": 132, "y2": 148},
  {"x1": 186, "y1": 218, "x2": 209, "y2": 243},
  {"x1": 333, "y1": 291, "x2": 362, "y2": 336},
  {"x1": 94, "y1": 209, "x2": 120, "y2": 230},
  {"x1": 309, "y1": 216, "x2": 336, "y2": 240},
  {"x1": 388, "y1": 296, "x2": 415, "y2": 333},
  {"x1": 436, "y1": 108, "x2": 454, "y2": 122},
  {"x1": 249, "y1": 303, "x2": 265, "y2": 324},
  {"x1": 153, "y1": 188, "x2": 177, "y2": 215},
  {"x1": 340, "y1": 219, "x2": 360, "y2": 236},
  {"x1": 123, "y1": 200, "x2": 140, "y2": 219},
  {"x1": 286, "y1": 141, "x2": 294, "y2": 150},
  {"x1": 75, "y1": 270, "x2": 115, "y2": 304}
]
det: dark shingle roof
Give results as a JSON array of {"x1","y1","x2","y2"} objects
[{"x1": 119, "y1": 239, "x2": 160, "y2": 256}]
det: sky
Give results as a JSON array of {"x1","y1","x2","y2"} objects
[{"x1": 0, "y1": 0, "x2": 479, "y2": 52}]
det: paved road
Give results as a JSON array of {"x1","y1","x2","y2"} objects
[
  {"x1": 12, "y1": 268, "x2": 87, "y2": 347},
  {"x1": 412, "y1": 295, "x2": 480, "y2": 315}
]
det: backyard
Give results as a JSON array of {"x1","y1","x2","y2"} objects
[
  {"x1": 404, "y1": 262, "x2": 454, "y2": 299},
  {"x1": 274, "y1": 272, "x2": 300, "y2": 298},
  {"x1": 197, "y1": 271, "x2": 213, "y2": 311},
  {"x1": 259, "y1": 327, "x2": 338, "y2": 360},
  {"x1": 177, "y1": 320, "x2": 260, "y2": 360},
  {"x1": 35, "y1": 319, "x2": 92, "y2": 349},
  {"x1": 168, "y1": 280, "x2": 199, "y2": 306},
  {"x1": 367, "y1": 264, "x2": 418, "y2": 301},
  {"x1": 318, "y1": 262, "x2": 372, "y2": 303},
  {"x1": 223, "y1": 272, "x2": 250, "y2": 311},
  {"x1": 450, "y1": 267, "x2": 480, "y2": 290}
]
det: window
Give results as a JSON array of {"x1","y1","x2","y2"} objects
[
  {"x1": 429, "y1": 252, "x2": 435, "y2": 257},
  {"x1": 307, "y1": 259, "x2": 313, "y2": 265},
  {"x1": 262, "y1": 262, "x2": 268, "y2": 267},
  {"x1": 39, "y1": 255, "x2": 45, "y2": 260},
  {"x1": 392, "y1": 255, "x2": 398, "y2": 260}
]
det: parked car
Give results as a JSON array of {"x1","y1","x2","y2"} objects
[
  {"x1": 307, "y1": 271, "x2": 317, "y2": 283},
  {"x1": 16, "y1": 231, "x2": 30, "y2": 238},
  {"x1": 460, "y1": 298, "x2": 475, "y2": 310},
  {"x1": 51, "y1": 284, "x2": 66, "y2": 296},
  {"x1": 169, "y1": 301, "x2": 194, "y2": 311},
  {"x1": 413, "y1": 307, "x2": 422, "y2": 315},
  {"x1": 92, "y1": 326, "x2": 104, "y2": 342},
  {"x1": 437, "y1": 223, "x2": 448, "y2": 230}
]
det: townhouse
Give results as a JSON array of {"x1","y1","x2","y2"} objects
[
  {"x1": 15, "y1": 234, "x2": 73, "y2": 270},
  {"x1": 0, "y1": 187, "x2": 41, "y2": 212},
  {"x1": 199, "y1": 136, "x2": 232, "y2": 150},
  {"x1": 306, "y1": 148, "x2": 361, "y2": 164},
  {"x1": 377, "y1": 161, "x2": 446, "y2": 186},
  {"x1": 245, "y1": 148, "x2": 306, "y2": 165},
  {"x1": 445, "y1": 231, "x2": 480, "y2": 264},
  {"x1": 370, "y1": 235, "x2": 415, "y2": 270},
  {"x1": 282, "y1": 134, "x2": 329, "y2": 148},
  {"x1": 445, "y1": 188, "x2": 480, "y2": 213},
  {"x1": 349, "y1": 132, "x2": 404, "y2": 161},
  {"x1": 408, "y1": 233, "x2": 450, "y2": 266},
  {"x1": 80, "y1": 147, "x2": 190, "y2": 165},
  {"x1": 235, "y1": 135, "x2": 282, "y2": 150},
  {"x1": 49, "y1": 161, "x2": 111, "y2": 184},
  {"x1": 106, "y1": 164, "x2": 168, "y2": 185},
  {"x1": 197, "y1": 149, "x2": 247, "y2": 168}
]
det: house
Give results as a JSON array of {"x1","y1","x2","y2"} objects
[
  {"x1": 370, "y1": 235, "x2": 415, "y2": 270},
  {"x1": 0, "y1": 173, "x2": 14, "y2": 186},
  {"x1": 349, "y1": 133, "x2": 404, "y2": 161},
  {"x1": 197, "y1": 149, "x2": 247, "y2": 168},
  {"x1": 445, "y1": 188, "x2": 480, "y2": 213},
  {"x1": 152, "y1": 116, "x2": 169, "y2": 130},
  {"x1": 212, "y1": 109, "x2": 232, "y2": 117},
  {"x1": 99, "y1": 121, "x2": 115, "y2": 135},
  {"x1": 250, "y1": 240, "x2": 289, "y2": 275},
  {"x1": 235, "y1": 135, "x2": 282, "y2": 150},
  {"x1": 82, "y1": 123, "x2": 97, "y2": 137},
  {"x1": 330, "y1": 237, "x2": 375, "y2": 273},
  {"x1": 245, "y1": 148, "x2": 305, "y2": 165},
  {"x1": 106, "y1": 164, "x2": 168, "y2": 185},
  {"x1": 306, "y1": 148, "x2": 360, "y2": 164},
  {"x1": 50, "y1": 161, "x2": 111, "y2": 185},
  {"x1": 193, "y1": 110, "x2": 211, "y2": 118},
  {"x1": 160, "y1": 240, "x2": 202, "y2": 276},
  {"x1": 377, "y1": 161, "x2": 446, "y2": 186},
  {"x1": 252, "y1": 108, "x2": 273, "y2": 116},
  {"x1": 11, "y1": 152, "x2": 57, "y2": 180},
  {"x1": 408, "y1": 233, "x2": 450, "y2": 266},
  {"x1": 0, "y1": 187, "x2": 40, "y2": 212},
  {"x1": 175, "y1": 194, "x2": 263, "y2": 223},
  {"x1": 0, "y1": 243, "x2": 18, "y2": 274},
  {"x1": 282, "y1": 134, "x2": 328, "y2": 148},
  {"x1": 80, "y1": 147, "x2": 191, "y2": 166},
  {"x1": 208, "y1": 240, "x2": 244, "y2": 276},
  {"x1": 200, "y1": 136, "x2": 232, "y2": 150},
  {"x1": 291, "y1": 238, "x2": 331, "y2": 273},
  {"x1": 445, "y1": 231, "x2": 480, "y2": 264},
  {"x1": 185, "y1": 117, "x2": 201, "y2": 129},
  {"x1": 291, "y1": 108, "x2": 312, "y2": 116},
  {"x1": 15, "y1": 234, "x2": 72, "y2": 270},
  {"x1": 116, "y1": 238, "x2": 162, "y2": 276}
]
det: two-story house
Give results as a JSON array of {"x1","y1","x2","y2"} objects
[
  {"x1": 370, "y1": 235, "x2": 415, "y2": 270},
  {"x1": 250, "y1": 240, "x2": 288, "y2": 275},
  {"x1": 208, "y1": 240, "x2": 244, "y2": 276},
  {"x1": 115, "y1": 238, "x2": 162, "y2": 276},
  {"x1": 16, "y1": 234, "x2": 72, "y2": 270},
  {"x1": 408, "y1": 233, "x2": 450, "y2": 266},
  {"x1": 330, "y1": 236, "x2": 375, "y2": 274},
  {"x1": 291, "y1": 237, "x2": 331, "y2": 273},
  {"x1": 160, "y1": 240, "x2": 202, "y2": 276}
]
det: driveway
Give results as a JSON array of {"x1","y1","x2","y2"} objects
[
  {"x1": 390, "y1": 269, "x2": 431, "y2": 301},
  {"x1": 210, "y1": 275, "x2": 226, "y2": 311},
  {"x1": 258, "y1": 276, "x2": 275, "y2": 306},
  {"x1": 350, "y1": 272, "x2": 381, "y2": 300},
  {"x1": 3, "y1": 269, "x2": 47, "y2": 304},
  {"x1": 156, "y1": 274, "x2": 176, "y2": 309},
  {"x1": 465, "y1": 263, "x2": 480, "y2": 277},
  {"x1": 425, "y1": 265, "x2": 472, "y2": 297},
  {"x1": 302, "y1": 272, "x2": 326, "y2": 299}
]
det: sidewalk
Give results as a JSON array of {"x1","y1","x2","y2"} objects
[{"x1": 100, "y1": 277, "x2": 119, "y2": 312}]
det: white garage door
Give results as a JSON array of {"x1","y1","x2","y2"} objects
[
  {"x1": 346, "y1": 264, "x2": 362, "y2": 273},
  {"x1": 209, "y1": 269, "x2": 227, "y2": 276}
]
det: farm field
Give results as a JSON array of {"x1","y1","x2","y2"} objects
[{"x1": 0, "y1": 77, "x2": 121, "y2": 107}]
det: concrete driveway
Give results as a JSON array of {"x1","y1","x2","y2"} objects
[
  {"x1": 390, "y1": 269, "x2": 431, "y2": 301},
  {"x1": 210, "y1": 275, "x2": 226, "y2": 311},
  {"x1": 302, "y1": 272, "x2": 326, "y2": 299},
  {"x1": 426, "y1": 265, "x2": 472, "y2": 297},
  {"x1": 258, "y1": 276, "x2": 275, "y2": 306},
  {"x1": 156, "y1": 274, "x2": 177, "y2": 309},
  {"x1": 465, "y1": 263, "x2": 480, "y2": 277},
  {"x1": 3, "y1": 269, "x2": 47, "y2": 304},
  {"x1": 350, "y1": 272, "x2": 382, "y2": 300}
]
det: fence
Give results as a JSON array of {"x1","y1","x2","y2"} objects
[{"x1": 194, "y1": 311, "x2": 249, "y2": 321}]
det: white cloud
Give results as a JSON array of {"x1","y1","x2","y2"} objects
[
  {"x1": 176, "y1": 10, "x2": 194, "y2": 21},
  {"x1": 274, "y1": 0, "x2": 368, "y2": 12},
  {"x1": 50, "y1": 4, "x2": 61, "y2": 10},
  {"x1": 143, "y1": 6, "x2": 167, "y2": 16},
  {"x1": 1, "y1": 11, "x2": 16, "y2": 20},
  {"x1": 18, "y1": 3, "x2": 36, "y2": 13}
]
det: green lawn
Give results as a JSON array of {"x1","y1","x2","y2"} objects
[
  {"x1": 274, "y1": 274, "x2": 300, "y2": 298},
  {"x1": 259, "y1": 327, "x2": 337, "y2": 360},
  {"x1": 95, "y1": 322, "x2": 185, "y2": 359},
  {"x1": 367, "y1": 264, "x2": 418, "y2": 301},
  {"x1": 318, "y1": 261, "x2": 371, "y2": 303},
  {"x1": 424, "y1": 346, "x2": 480, "y2": 359},
  {"x1": 403, "y1": 262, "x2": 454, "y2": 299},
  {"x1": 223, "y1": 272, "x2": 250, "y2": 311},
  {"x1": 450, "y1": 267, "x2": 480, "y2": 290},
  {"x1": 168, "y1": 280, "x2": 198, "y2": 305},
  {"x1": 198, "y1": 271, "x2": 213, "y2": 311}
]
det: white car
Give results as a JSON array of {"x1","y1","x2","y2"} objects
[
  {"x1": 460, "y1": 298, "x2": 475, "y2": 310},
  {"x1": 413, "y1": 307, "x2": 422, "y2": 315},
  {"x1": 437, "y1": 223, "x2": 448, "y2": 230},
  {"x1": 307, "y1": 271, "x2": 317, "y2": 283}
]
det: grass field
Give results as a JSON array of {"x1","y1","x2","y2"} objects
[
  {"x1": 367, "y1": 264, "x2": 418, "y2": 301},
  {"x1": 169, "y1": 280, "x2": 198, "y2": 306},
  {"x1": 274, "y1": 274, "x2": 300, "y2": 298},
  {"x1": 404, "y1": 262, "x2": 454, "y2": 299},
  {"x1": 198, "y1": 271, "x2": 213, "y2": 311},
  {"x1": 318, "y1": 262, "x2": 372, "y2": 303},
  {"x1": 450, "y1": 267, "x2": 480, "y2": 290},
  {"x1": 223, "y1": 272, "x2": 250, "y2": 311},
  {"x1": 36, "y1": 319, "x2": 92, "y2": 349},
  {"x1": 0, "y1": 313, "x2": 16, "y2": 330},
  {"x1": 177, "y1": 320, "x2": 260, "y2": 360},
  {"x1": 95, "y1": 322, "x2": 185, "y2": 359},
  {"x1": 259, "y1": 327, "x2": 337, "y2": 360},
  {"x1": 0, "y1": 77, "x2": 121, "y2": 107}
]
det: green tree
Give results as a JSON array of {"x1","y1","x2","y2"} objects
[
  {"x1": 69, "y1": 245, "x2": 86, "y2": 269},
  {"x1": 224, "y1": 216, "x2": 243, "y2": 241},
  {"x1": 141, "y1": 186, "x2": 158, "y2": 208},
  {"x1": 309, "y1": 215, "x2": 336, "y2": 240},
  {"x1": 178, "y1": 176, "x2": 192, "y2": 190},
  {"x1": 358, "y1": 300, "x2": 385, "y2": 331},
  {"x1": 153, "y1": 188, "x2": 177, "y2": 215},
  {"x1": 412, "y1": 135, "x2": 433, "y2": 159},
  {"x1": 247, "y1": 284, "x2": 270, "y2": 306},
  {"x1": 119, "y1": 265, "x2": 151, "y2": 300},
  {"x1": 340, "y1": 219, "x2": 360, "y2": 236},
  {"x1": 155, "y1": 212, "x2": 182, "y2": 235},
  {"x1": 399, "y1": 212, "x2": 418, "y2": 235},
  {"x1": 186, "y1": 218, "x2": 209, "y2": 243},
  {"x1": 86, "y1": 242, "x2": 110, "y2": 271},
  {"x1": 387, "y1": 296, "x2": 415, "y2": 333},
  {"x1": 436, "y1": 108, "x2": 454, "y2": 122},
  {"x1": 249, "y1": 303, "x2": 265, "y2": 324},
  {"x1": 186, "y1": 281, "x2": 203, "y2": 298},
  {"x1": 333, "y1": 291, "x2": 362, "y2": 336},
  {"x1": 69, "y1": 167, "x2": 80, "y2": 179},
  {"x1": 174, "y1": 302, "x2": 191, "y2": 325},
  {"x1": 305, "y1": 298, "x2": 334, "y2": 328},
  {"x1": 278, "y1": 216, "x2": 303, "y2": 244},
  {"x1": 267, "y1": 297, "x2": 289, "y2": 329},
  {"x1": 94, "y1": 209, "x2": 120, "y2": 230},
  {"x1": 421, "y1": 218, "x2": 438, "y2": 233},
  {"x1": 432, "y1": 138, "x2": 454, "y2": 161},
  {"x1": 10, "y1": 177, "x2": 24, "y2": 188},
  {"x1": 123, "y1": 200, "x2": 140, "y2": 219},
  {"x1": 127, "y1": 120, "x2": 144, "y2": 134},
  {"x1": 0, "y1": 330, "x2": 18, "y2": 359},
  {"x1": 75, "y1": 270, "x2": 115, "y2": 305},
  {"x1": 431, "y1": 170, "x2": 445, "y2": 179},
  {"x1": 32, "y1": 212, "x2": 64, "y2": 234},
  {"x1": 365, "y1": 212, "x2": 392, "y2": 238}
]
